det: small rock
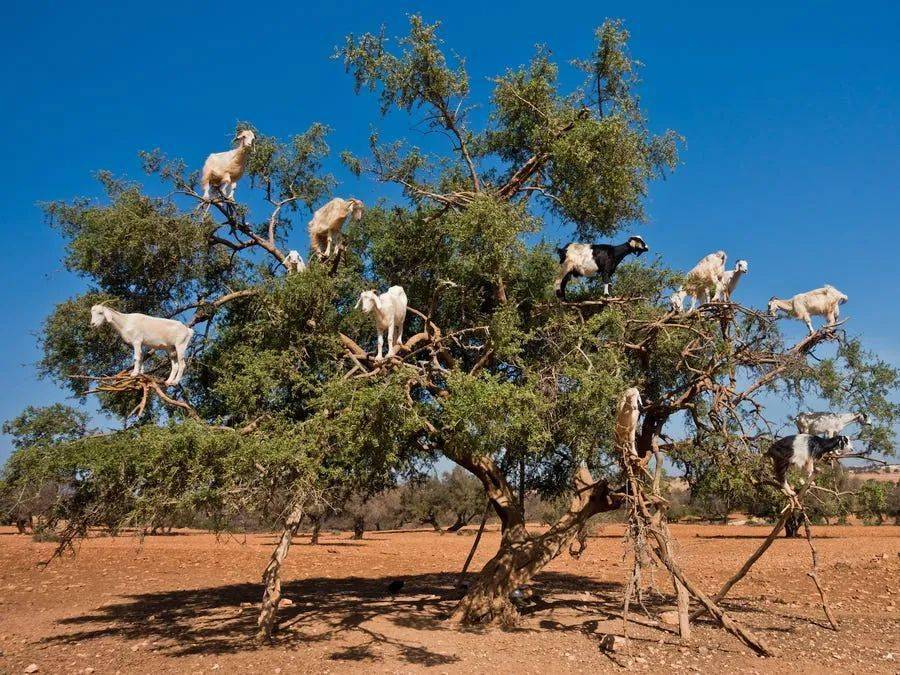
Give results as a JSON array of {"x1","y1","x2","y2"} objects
[
  {"x1": 280, "y1": 598, "x2": 294, "y2": 607},
  {"x1": 599, "y1": 634, "x2": 628, "y2": 653},
  {"x1": 84, "y1": 669, "x2": 95, "y2": 674},
  {"x1": 883, "y1": 653, "x2": 895, "y2": 661},
  {"x1": 24, "y1": 665, "x2": 39, "y2": 674},
  {"x1": 659, "y1": 610, "x2": 680, "y2": 626}
]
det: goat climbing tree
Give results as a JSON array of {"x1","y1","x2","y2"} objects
[{"x1": 2, "y1": 15, "x2": 898, "y2": 652}]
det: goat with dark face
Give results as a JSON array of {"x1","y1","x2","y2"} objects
[
  {"x1": 555, "y1": 236, "x2": 649, "y2": 300},
  {"x1": 766, "y1": 434, "x2": 852, "y2": 497}
]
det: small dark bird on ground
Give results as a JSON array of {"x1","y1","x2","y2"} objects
[{"x1": 386, "y1": 579, "x2": 405, "y2": 598}]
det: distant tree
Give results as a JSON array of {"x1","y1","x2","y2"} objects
[
  {"x1": 400, "y1": 477, "x2": 447, "y2": 532},
  {"x1": 855, "y1": 481, "x2": 888, "y2": 524},
  {"x1": 444, "y1": 468, "x2": 485, "y2": 531}
]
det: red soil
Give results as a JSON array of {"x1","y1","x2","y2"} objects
[{"x1": 0, "y1": 524, "x2": 898, "y2": 673}]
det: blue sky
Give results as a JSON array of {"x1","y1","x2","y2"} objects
[{"x1": 1, "y1": 1, "x2": 898, "y2": 462}]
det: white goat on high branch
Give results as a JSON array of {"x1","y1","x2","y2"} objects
[
  {"x1": 767, "y1": 285, "x2": 848, "y2": 334},
  {"x1": 308, "y1": 197, "x2": 364, "y2": 258},
  {"x1": 714, "y1": 259, "x2": 749, "y2": 302},
  {"x1": 356, "y1": 286, "x2": 407, "y2": 360},
  {"x1": 201, "y1": 129, "x2": 255, "y2": 202},
  {"x1": 796, "y1": 411, "x2": 868, "y2": 438},
  {"x1": 615, "y1": 387, "x2": 643, "y2": 459},
  {"x1": 282, "y1": 250, "x2": 306, "y2": 274},
  {"x1": 670, "y1": 251, "x2": 727, "y2": 311},
  {"x1": 90, "y1": 305, "x2": 194, "y2": 386}
]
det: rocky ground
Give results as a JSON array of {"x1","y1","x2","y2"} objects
[{"x1": 0, "y1": 523, "x2": 898, "y2": 673}]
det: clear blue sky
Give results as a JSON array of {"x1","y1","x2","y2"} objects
[{"x1": 1, "y1": 1, "x2": 898, "y2": 462}]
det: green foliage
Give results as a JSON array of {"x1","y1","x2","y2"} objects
[
  {"x1": 854, "y1": 480, "x2": 889, "y2": 524},
  {"x1": 241, "y1": 121, "x2": 336, "y2": 208},
  {"x1": 811, "y1": 339, "x2": 900, "y2": 456},
  {"x1": 339, "y1": 16, "x2": 469, "y2": 118},
  {"x1": 44, "y1": 173, "x2": 231, "y2": 311},
  {"x1": 3, "y1": 404, "x2": 88, "y2": 449}
]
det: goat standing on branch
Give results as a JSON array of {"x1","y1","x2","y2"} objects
[
  {"x1": 356, "y1": 286, "x2": 407, "y2": 360},
  {"x1": 714, "y1": 259, "x2": 749, "y2": 302},
  {"x1": 796, "y1": 411, "x2": 867, "y2": 438},
  {"x1": 89, "y1": 305, "x2": 194, "y2": 386},
  {"x1": 768, "y1": 285, "x2": 848, "y2": 334},
  {"x1": 766, "y1": 434, "x2": 852, "y2": 497},
  {"x1": 555, "y1": 236, "x2": 649, "y2": 300},
  {"x1": 671, "y1": 250, "x2": 727, "y2": 311},
  {"x1": 282, "y1": 250, "x2": 306, "y2": 275},
  {"x1": 615, "y1": 387, "x2": 643, "y2": 459},
  {"x1": 308, "y1": 197, "x2": 364, "y2": 258},
  {"x1": 201, "y1": 129, "x2": 255, "y2": 201}
]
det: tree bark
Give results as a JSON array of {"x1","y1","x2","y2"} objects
[
  {"x1": 422, "y1": 514, "x2": 443, "y2": 532},
  {"x1": 451, "y1": 464, "x2": 622, "y2": 625},
  {"x1": 258, "y1": 499, "x2": 306, "y2": 641},
  {"x1": 310, "y1": 517, "x2": 321, "y2": 545},
  {"x1": 352, "y1": 516, "x2": 365, "y2": 540}
]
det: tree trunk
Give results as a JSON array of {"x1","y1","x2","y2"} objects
[
  {"x1": 352, "y1": 516, "x2": 365, "y2": 540},
  {"x1": 446, "y1": 513, "x2": 474, "y2": 533},
  {"x1": 258, "y1": 499, "x2": 306, "y2": 641},
  {"x1": 422, "y1": 514, "x2": 442, "y2": 532},
  {"x1": 518, "y1": 457, "x2": 526, "y2": 511},
  {"x1": 451, "y1": 464, "x2": 622, "y2": 625},
  {"x1": 310, "y1": 517, "x2": 321, "y2": 545}
]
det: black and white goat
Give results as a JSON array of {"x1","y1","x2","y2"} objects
[
  {"x1": 765, "y1": 434, "x2": 852, "y2": 497},
  {"x1": 555, "y1": 236, "x2": 649, "y2": 300}
]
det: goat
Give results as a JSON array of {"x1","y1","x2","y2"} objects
[
  {"x1": 796, "y1": 411, "x2": 868, "y2": 438},
  {"x1": 282, "y1": 250, "x2": 306, "y2": 275},
  {"x1": 766, "y1": 434, "x2": 851, "y2": 497},
  {"x1": 767, "y1": 285, "x2": 848, "y2": 334},
  {"x1": 555, "y1": 236, "x2": 649, "y2": 300},
  {"x1": 673, "y1": 251, "x2": 727, "y2": 311},
  {"x1": 714, "y1": 259, "x2": 749, "y2": 302},
  {"x1": 355, "y1": 286, "x2": 407, "y2": 360},
  {"x1": 614, "y1": 387, "x2": 643, "y2": 458},
  {"x1": 669, "y1": 288, "x2": 688, "y2": 313},
  {"x1": 201, "y1": 129, "x2": 255, "y2": 201},
  {"x1": 308, "y1": 197, "x2": 364, "y2": 258},
  {"x1": 90, "y1": 305, "x2": 194, "y2": 386}
]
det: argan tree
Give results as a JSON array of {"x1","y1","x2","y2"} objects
[{"x1": 2, "y1": 16, "x2": 896, "y2": 648}]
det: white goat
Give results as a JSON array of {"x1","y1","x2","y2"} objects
[
  {"x1": 796, "y1": 411, "x2": 868, "y2": 438},
  {"x1": 614, "y1": 387, "x2": 643, "y2": 458},
  {"x1": 671, "y1": 251, "x2": 727, "y2": 311},
  {"x1": 282, "y1": 250, "x2": 306, "y2": 275},
  {"x1": 201, "y1": 129, "x2": 255, "y2": 201},
  {"x1": 308, "y1": 197, "x2": 364, "y2": 258},
  {"x1": 90, "y1": 305, "x2": 194, "y2": 386},
  {"x1": 767, "y1": 285, "x2": 848, "y2": 334},
  {"x1": 714, "y1": 259, "x2": 749, "y2": 301},
  {"x1": 356, "y1": 286, "x2": 407, "y2": 360},
  {"x1": 669, "y1": 288, "x2": 688, "y2": 313}
]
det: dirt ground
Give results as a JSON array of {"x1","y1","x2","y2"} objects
[{"x1": 0, "y1": 523, "x2": 898, "y2": 674}]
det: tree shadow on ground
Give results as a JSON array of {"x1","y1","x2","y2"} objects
[
  {"x1": 39, "y1": 571, "x2": 667, "y2": 665},
  {"x1": 690, "y1": 533, "x2": 843, "y2": 540}
]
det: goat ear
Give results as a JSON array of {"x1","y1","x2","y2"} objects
[{"x1": 354, "y1": 297, "x2": 362, "y2": 310}]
